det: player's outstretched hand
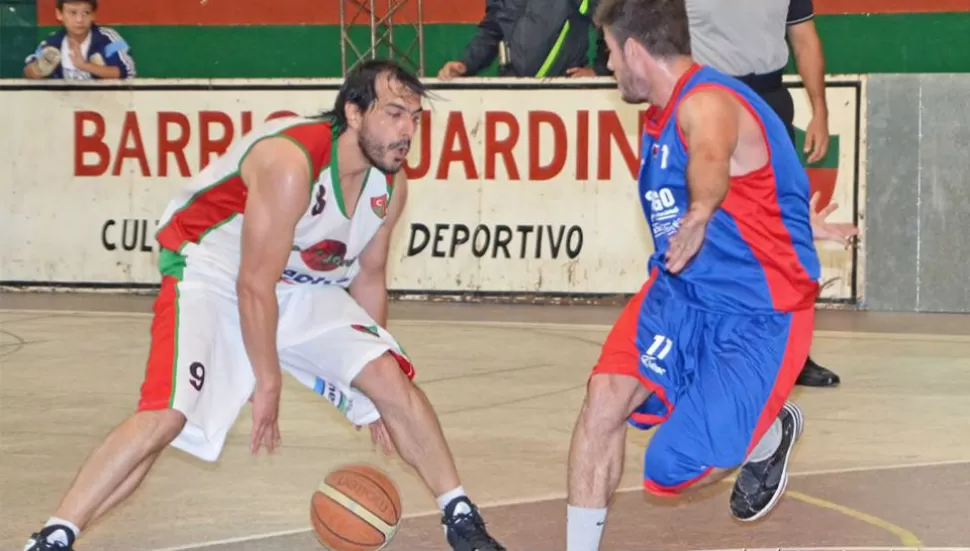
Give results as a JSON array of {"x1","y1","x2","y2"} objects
[
  {"x1": 666, "y1": 208, "x2": 711, "y2": 274},
  {"x1": 360, "y1": 419, "x2": 396, "y2": 456},
  {"x1": 810, "y1": 192, "x2": 859, "y2": 248},
  {"x1": 250, "y1": 382, "x2": 282, "y2": 454}
]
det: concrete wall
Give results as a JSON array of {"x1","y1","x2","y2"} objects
[{"x1": 865, "y1": 74, "x2": 970, "y2": 313}]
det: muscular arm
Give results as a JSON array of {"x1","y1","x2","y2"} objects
[
  {"x1": 237, "y1": 137, "x2": 312, "y2": 389},
  {"x1": 787, "y1": 20, "x2": 827, "y2": 124},
  {"x1": 348, "y1": 172, "x2": 409, "y2": 328},
  {"x1": 676, "y1": 88, "x2": 741, "y2": 219},
  {"x1": 663, "y1": 90, "x2": 740, "y2": 273}
]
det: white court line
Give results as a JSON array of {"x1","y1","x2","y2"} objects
[
  {"x1": 3, "y1": 309, "x2": 970, "y2": 343},
  {"x1": 776, "y1": 458, "x2": 970, "y2": 478},
  {"x1": 0, "y1": 308, "x2": 154, "y2": 317},
  {"x1": 148, "y1": 458, "x2": 970, "y2": 551}
]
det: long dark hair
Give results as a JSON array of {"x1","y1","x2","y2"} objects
[{"x1": 319, "y1": 59, "x2": 429, "y2": 130}]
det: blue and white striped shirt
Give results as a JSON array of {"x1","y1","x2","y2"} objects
[{"x1": 25, "y1": 23, "x2": 136, "y2": 80}]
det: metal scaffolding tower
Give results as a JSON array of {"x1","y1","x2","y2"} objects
[{"x1": 339, "y1": 0, "x2": 425, "y2": 77}]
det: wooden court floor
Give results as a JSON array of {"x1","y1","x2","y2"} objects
[{"x1": 2, "y1": 291, "x2": 969, "y2": 551}]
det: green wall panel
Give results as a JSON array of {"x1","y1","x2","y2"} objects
[
  {"x1": 30, "y1": 12, "x2": 970, "y2": 79},
  {"x1": 1, "y1": 1, "x2": 37, "y2": 78},
  {"x1": 804, "y1": 13, "x2": 970, "y2": 74},
  {"x1": 33, "y1": 23, "x2": 490, "y2": 78}
]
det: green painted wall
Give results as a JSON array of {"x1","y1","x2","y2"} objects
[
  {"x1": 1, "y1": 1, "x2": 37, "y2": 78},
  {"x1": 27, "y1": 12, "x2": 970, "y2": 79}
]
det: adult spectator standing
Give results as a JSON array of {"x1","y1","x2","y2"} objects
[
  {"x1": 24, "y1": 0, "x2": 136, "y2": 80},
  {"x1": 438, "y1": 0, "x2": 610, "y2": 79},
  {"x1": 684, "y1": 0, "x2": 840, "y2": 387}
]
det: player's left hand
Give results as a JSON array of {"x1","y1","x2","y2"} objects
[
  {"x1": 358, "y1": 419, "x2": 396, "y2": 456},
  {"x1": 250, "y1": 381, "x2": 282, "y2": 455},
  {"x1": 810, "y1": 192, "x2": 858, "y2": 248},
  {"x1": 666, "y1": 208, "x2": 711, "y2": 274}
]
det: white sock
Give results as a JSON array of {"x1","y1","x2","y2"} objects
[
  {"x1": 746, "y1": 418, "x2": 782, "y2": 463},
  {"x1": 436, "y1": 486, "x2": 470, "y2": 514},
  {"x1": 566, "y1": 505, "x2": 607, "y2": 551},
  {"x1": 42, "y1": 517, "x2": 80, "y2": 546}
]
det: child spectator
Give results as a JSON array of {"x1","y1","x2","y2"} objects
[{"x1": 24, "y1": 0, "x2": 136, "y2": 80}]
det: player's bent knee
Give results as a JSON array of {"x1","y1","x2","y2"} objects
[
  {"x1": 642, "y1": 438, "x2": 710, "y2": 497},
  {"x1": 352, "y1": 352, "x2": 417, "y2": 409},
  {"x1": 129, "y1": 409, "x2": 187, "y2": 451}
]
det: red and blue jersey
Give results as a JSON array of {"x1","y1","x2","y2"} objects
[{"x1": 638, "y1": 64, "x2": 820, "y2": 314}]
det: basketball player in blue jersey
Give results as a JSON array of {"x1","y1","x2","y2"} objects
[{"x1": 564, "y1": 0, "x2": 857, "y2": 548}]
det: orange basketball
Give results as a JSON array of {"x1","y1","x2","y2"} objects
[{"x1": 310, "y1": 464, "x2": 402, "y2": 551}]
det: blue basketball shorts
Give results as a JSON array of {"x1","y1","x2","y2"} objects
[{"x1": 590, "y1": 268, "x2": 814, "y2": 496}]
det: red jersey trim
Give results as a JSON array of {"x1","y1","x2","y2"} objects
[
  {"x1": 644, "y1": 63, "x2": 703, "y2": 139},
  {"x1": 156, "y1": 120, "x2": 333, "y2": 253},
  {"x1": 280, "y1": 121, "x2": 335, "y2": 181},
  {"x1": 155, "y1": 175, "x2": 247, "y2": 253}
]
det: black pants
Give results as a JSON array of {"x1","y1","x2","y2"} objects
[
  {"x1": 736, "y1": 69, "x2": 795, "y2": 145},
  {"x1": 759, "y1": 87, "x2": 796, "y2": 144}
]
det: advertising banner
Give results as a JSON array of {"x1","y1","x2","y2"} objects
[{"x1": 0, "y1": 77, "x2": 863, "y2": 302}]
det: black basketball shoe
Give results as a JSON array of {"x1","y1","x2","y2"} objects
[
  {"x1": 23, "y1": 525, "x2": 77, "y2": 551},
  {"x1": 442, "y1": 496, "x2": 507, "y2": 551},
  {"x1": 730, "y1": 401, "x2": 804, "y2": 522}
]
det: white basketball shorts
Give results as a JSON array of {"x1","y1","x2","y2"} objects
[{"x1": 136, "y1": 260, "x2": 414, "y2": 463}]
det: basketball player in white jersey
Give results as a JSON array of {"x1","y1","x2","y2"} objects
[{"x1": 24, "y1": 60, "x2": 506, "y2": 551}]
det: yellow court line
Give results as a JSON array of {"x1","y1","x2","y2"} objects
[{"x1": 788, "y1": 490, "x2": 923, "y2": 548}]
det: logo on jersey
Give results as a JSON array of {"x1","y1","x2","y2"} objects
[
  {"x1": 314, "y1": 377, "x2": 351, "y2": 414},
  {"x1": 370, "y1": 195, "x2": 388, "y2": 219},
  {"x1": 351, "y1": 324, "x2": 381, "y2": 337},
  {"x1": 298, "y1": 239, "x2": 351, "y2": 271},
  {"x1": 311, "y1": 185, "x2": 327, "y2": 216},
  {"x1": 644, "y1": 187, "x2": 682, "y2": 238},
  {"x1": 280, "y1": 268, "x2": 350, "y2": 286}
]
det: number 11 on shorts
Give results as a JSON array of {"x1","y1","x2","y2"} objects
[{"x1": 646, "y1": 334, "x2": 673, "y2": 360}]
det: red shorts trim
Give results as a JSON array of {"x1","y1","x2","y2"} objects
[
  {"x1": 137, "y1": 276, "x2": 180, "y2": 411},
  {"x1": 744, "y1": 307, "x2": 815, "y2": 456},
  {"x1": 388, "y1": 349, "x2": 416, "y2": 381},
  {"x1": 643, "y1": 467, "x2": 714, "y2": 497},
  {"x1": 590, "y1": 268, "x2": 673, "y2": 425}
]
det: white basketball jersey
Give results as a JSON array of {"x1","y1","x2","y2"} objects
[{"x1": 155, "y1": 116, "x2": 395, "y2": 289}]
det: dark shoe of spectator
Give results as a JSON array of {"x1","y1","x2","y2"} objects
[{"x1": 797, "y1": 356, "x2": 840, "y2": 387}]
